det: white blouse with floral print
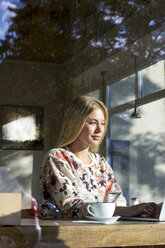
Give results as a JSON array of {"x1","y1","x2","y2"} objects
[{"x1": 39, "y1": 147, "x2": 126, "y2": 219}]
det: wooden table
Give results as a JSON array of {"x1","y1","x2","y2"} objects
[{"x1": 0, "y1": 218, "x2": 165, "y2": 247}]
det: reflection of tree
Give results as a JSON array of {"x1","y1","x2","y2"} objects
[
  {"x1": 0, "y1": 0, "x2": 165, "y2": 68},
  {"x1": 0, "y1": 0, "x2": 165, "y2": 149},
  {"x1": 0, "y1": 0, "x2": 109, "y2": 63}
]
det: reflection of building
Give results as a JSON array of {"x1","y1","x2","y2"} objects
[{"x1": 0, "y1": 0, "x2": 164, "y2": 206}]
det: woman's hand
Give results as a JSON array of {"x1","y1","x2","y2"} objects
[
  {"x1": 131, "y1": 202, "x2": 161, "y2": 218},
  {"x1": 115, "y1": 202, "x2": 161, "y2": 218}
]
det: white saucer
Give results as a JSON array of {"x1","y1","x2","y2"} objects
[{"x1": 85, "y1": 215, "x2": 120, "y2": 224}]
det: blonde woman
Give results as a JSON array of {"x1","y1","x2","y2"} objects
[{"x1": 39, "y1": 96, "x2": 160, "y2": 219}]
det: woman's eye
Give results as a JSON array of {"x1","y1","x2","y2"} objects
[
  {"x1": 88, "y1": 121, "x2": 105, "y2": 126},
  {"x1": 87, "y1": 120, "x2": 97, "y2": 125},
  {"x1": 90, "y1": 121, "x2": 97, "y2": 125}
]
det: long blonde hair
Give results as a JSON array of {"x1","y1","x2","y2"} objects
[{"x1": 56, "y1": 95, "x2": 108, "y2": 153}]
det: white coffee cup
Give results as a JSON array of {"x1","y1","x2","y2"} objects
[{"x1": 87, "y1": 202, "x2": 115, "y2": 218}]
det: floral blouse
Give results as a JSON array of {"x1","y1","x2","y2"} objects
[{"x1": 39, "y1": 147, "x2": 126, "y2": 219}]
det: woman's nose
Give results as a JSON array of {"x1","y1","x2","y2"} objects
[{"x1": 95, "y1": 124, "x2": 103, "y2": 133}]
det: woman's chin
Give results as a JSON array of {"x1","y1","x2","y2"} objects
[{"x1": 90, "y1": 140, "x2": 100, "y2": 146}]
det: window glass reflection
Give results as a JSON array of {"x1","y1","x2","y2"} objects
[{"x1": 0, "y1": 0, "x2": 164, "y2": 232}]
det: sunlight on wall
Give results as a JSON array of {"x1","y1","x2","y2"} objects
[
  {"x1": 2, "y1": 115, "x2": 37, "y2": 141},
  {"x1": 139, "y1": 185, "x2": 161, "y2": 203},
  {"x1": 130, "y1": 99, "x2": 165, "y2": 136},
  {"x1": 155, "y1": 163, "x2": 165, "y2": 176},
  {"x1": 128, "y1": 99, "x2": 165, "y2": 203},
  {"x1": 142, "y1": 60, "x2": 165, "y2": 90},
  {"x1": 110, "y1": 99, "x2": 165, "y2": 203}
]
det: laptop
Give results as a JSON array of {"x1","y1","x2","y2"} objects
[{"x1": 120, "y1": 198, "x2": 165, "y2": 222}]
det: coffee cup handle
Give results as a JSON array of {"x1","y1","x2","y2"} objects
[{"x1": 87, "y1": 204, "x2": 95, "y2": 217}]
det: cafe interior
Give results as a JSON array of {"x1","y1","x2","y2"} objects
[{"x1": 0, "y1": 0, "x2": 165, "y2": 247}]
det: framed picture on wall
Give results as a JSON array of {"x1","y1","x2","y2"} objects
[{"x1": 1, "y1": 105, "x2": 44, "y2": 150}]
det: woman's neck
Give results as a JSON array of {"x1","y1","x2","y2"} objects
[{"x1": 68, "y1": 144, "x2": 92, "y2": 165}]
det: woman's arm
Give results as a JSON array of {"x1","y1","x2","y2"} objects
[
  {"x1": 40, "y1": 153, "x2": 88, "y2": 219},
  {"x1": 103, "y1": 159, "x2": 161, "y2": 218},
  {"x1": 114, "y1": 202, "x2": 161, "y2": 218}
]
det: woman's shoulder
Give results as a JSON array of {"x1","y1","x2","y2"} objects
[
  {"x1": 46, "y1": 147, "x2": 70, "y2": 157},
  {"x1": 42, "y1": 147, "x2": 68, "y2": 162},
  {"x1": 48, "y1": 147, "x2": 65, "y2": 154}
]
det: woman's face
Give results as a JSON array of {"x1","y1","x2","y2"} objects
[{"x1": 74, "y1": 108, "x2": 106, "y2": 149}]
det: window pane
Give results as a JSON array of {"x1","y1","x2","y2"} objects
[
  {"x1": 109, "y1": 98, "x2": 165, "y2": 204},
  {"x1": 142, "y1": 60, "x2": 165, "y2": 96},
  {"x1": 0, "y1": 0, "x2": 165, "y2": 212},
  {"x1": 109, "y1": 74, "x2": 135, "y2": 108}
]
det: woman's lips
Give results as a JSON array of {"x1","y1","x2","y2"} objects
[{"x1": 92, "y1": 136, "x2": 101, "y2": 141}]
